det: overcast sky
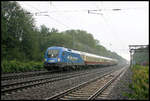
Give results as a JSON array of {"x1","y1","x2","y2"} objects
[{"x1": 18, "y1": 1, "x2": 149, "y2": 61}]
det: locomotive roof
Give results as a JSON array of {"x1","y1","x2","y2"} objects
[{"x1": 48, "y1": 46, "x2": 117, "y2": 61}]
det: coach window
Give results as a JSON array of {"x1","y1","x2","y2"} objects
[
  {"x1": 86, "y1": 56, "x2": 88, "y2": 61},
  {"x1": 99, "y1": 59, "x2": 101, "y2": 62},
  {"x1": 84, "y1": 56, "x2": 86, "y2": 60}
]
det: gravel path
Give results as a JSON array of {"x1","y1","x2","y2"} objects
[{"x1": 106, "y1": 66, "x2": 133, "y2": 100}]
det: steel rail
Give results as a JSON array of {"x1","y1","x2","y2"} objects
[
  {"x1": 44, "y1": 66, "x2": 127, "y2": 100},
  {"x1": 88, "y1": 67, "x2": 126, "y2": 100},
  {"x1": 1, "y1": 67, "x2": 109, "y2": 95},
  {"x1": 1, "y1": 70, "x2": 58, "y2": 81}
]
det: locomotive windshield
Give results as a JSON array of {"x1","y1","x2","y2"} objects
[{"x1": 47, "y1": 49, "x2": 59, "y2": 58}]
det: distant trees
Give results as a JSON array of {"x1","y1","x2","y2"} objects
[{"x1": 1, "y1": 1, "x2": 126, "y2": 63}]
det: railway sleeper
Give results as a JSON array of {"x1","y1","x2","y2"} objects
[
  {"x1": 63, "y1": 95, "x2": 88, "y2": 100},
  {"x1": 67, "y1": 94, "x2": 90, "y2": 97}
]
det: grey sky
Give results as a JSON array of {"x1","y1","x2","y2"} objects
[{"x1": 18, "y1": 1, "x2": 149, "y2": 61}]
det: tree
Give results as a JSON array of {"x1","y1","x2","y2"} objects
[{"x1": 1, "y1": 1, "x2": 38, "y2": 61}]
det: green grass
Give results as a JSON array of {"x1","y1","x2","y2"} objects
[
  {"x1": 124, "y1": 65, "x2": 149, "y2": 100},
  {"x1": 1, "y1": 60, "x2": 45, "y2": 73}
]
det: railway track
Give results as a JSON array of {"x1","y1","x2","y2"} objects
[
  {"x1": 2, "y1": 66, "x2": 106, "y2": 81},
  {"x1": 1, "y1": 67, "x2": 111, "y2": 95},
  {"x1": 1, "y1": 70, "x2": 59, "y2": 81},
  {"x1": 44, "y1": 66, "x2": 127, "y2": 100}
]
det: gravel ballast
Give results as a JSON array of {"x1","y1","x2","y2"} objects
[
  {"x1": 106, "y1": 66, "x2": 133, "y2": 100},
  {"x1": 1, "y1": 65, "x2": 126, "y2": 100}
]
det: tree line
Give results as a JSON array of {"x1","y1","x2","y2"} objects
[{"x1": 1, "y1": 1, "x2": 127, "y2": 63}]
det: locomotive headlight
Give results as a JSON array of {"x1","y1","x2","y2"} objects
[{"x1": 57, "y1": 58, "x2": 60, "y2": 62}]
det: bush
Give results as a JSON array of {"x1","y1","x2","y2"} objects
[
  {"x1": 125, "y1": 65, "x2": 149, "y2": 100},
  {"x1": 1, "y1": 60, "x2": 44, "y2": 73}
]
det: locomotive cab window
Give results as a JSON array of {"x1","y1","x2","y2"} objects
[{"x1": 47, "y1": 49, "x2": 59, "y2": 58}]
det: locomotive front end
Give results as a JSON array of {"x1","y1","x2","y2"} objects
[{"x1": 44, "y1": 48, "x2": 61, "y2": 70}]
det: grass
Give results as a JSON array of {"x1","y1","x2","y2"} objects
[
  {"x1": 1, "y1": 60, "x2": 45, "y2": 73},
  {"x1": 124, "y1": 64, "x2": 149, "y2": 100}
]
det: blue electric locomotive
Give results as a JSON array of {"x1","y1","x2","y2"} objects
[{"x1": 44, "y1": 46, "x2": 84, "y2": 70}]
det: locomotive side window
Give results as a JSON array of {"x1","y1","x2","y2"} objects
[{"x1": 62, "y1": 52, "x2": 65, "y2": 56}]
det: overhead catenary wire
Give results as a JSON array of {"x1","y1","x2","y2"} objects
[
  {"x1": 19, "y1": 2, "x2": 147, "y2": 46},
  {"x1": 100, "y1": 14, "x2": 126, "y2": 46},
  {"x1": 19, "y1": 2, "x2": 85, "y2": 49},
  {"x1": 48, "y1": 1, "x2": 78, "y2": 49},
  {"x1": 21, "y1": 2, "x2": 146, "y2": 30},
  {"x1": 90, "y1": 2, "x2": 128, "y2": 53},
  {"x1": 48, "y1": 1, "x2": 72, "y2": 29},
  {"x1": 90, "y1": 2, "x2": 116, "y2": 52},
  {"x1": 20, "y1": 1, "x2": 147, "y2": 13},
  {"x1": 47, "y1": 15, "x2": 70, "y2": 29},
  {"x1": 45, "y1": 7, "x2": 146, "y2": 14},
  {"x1": 48, "y1": 1, "x2": 86, "y2": 30},
  {"x1": 22, "y1": 2, "x2": 71, "y2": 29},
  {"x1": 90, "y1": 2, "x2": 125, "y2": 53}
]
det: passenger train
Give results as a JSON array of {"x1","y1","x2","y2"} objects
[{"x1": 44, "y1": 46, "x2": 118, "y2": 70}]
